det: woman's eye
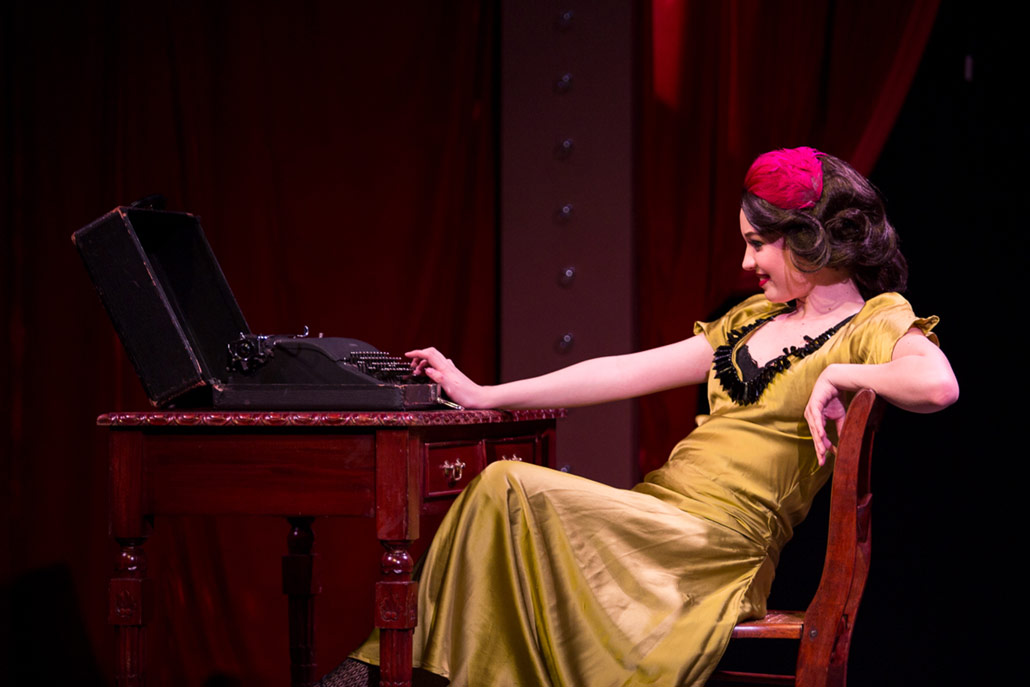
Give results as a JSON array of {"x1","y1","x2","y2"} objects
[{"x1": 749, "y1": 241, "x2": 763, "y2": 250}]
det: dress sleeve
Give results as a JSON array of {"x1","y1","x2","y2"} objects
[
  {"x1": 693, "y1": 294, "x2": 775, "y2": 349},
  {"x1": 848, "y1": 292, "x2": 940, "y2": 365}
]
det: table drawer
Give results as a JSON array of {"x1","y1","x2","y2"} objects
[
  {"x1": 485, "y1": 437, "x2": 540, "y2": 465},
  {"x1": 424, "y1": 441, "x2": 485, "y2": 499}
]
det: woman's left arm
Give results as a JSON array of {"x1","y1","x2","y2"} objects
[{"x1": 805, "y1": 329, "x2": 959, "y2": 464}]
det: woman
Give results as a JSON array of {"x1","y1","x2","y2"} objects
[{"x1": 331, "y1": 147, "x2": 958, "y2": 687}]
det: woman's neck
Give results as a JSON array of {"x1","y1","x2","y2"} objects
[{"x1": 791, "y1": 278, "x2": 864, "y2": 321}]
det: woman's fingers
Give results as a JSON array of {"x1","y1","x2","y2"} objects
[
  {"x1": 806, "y1": 405, "x2": 831, "y2": 465},
  {"x1": 806, "y1": 373, "x2": 845, "y2": 466},
  {"x1": 818, "y1": 399, "x2": 847, "y2": 466},
  {"x1": 403, "y1": 347, "x2": 485, "y2": 408},
  {"x1": 406, "y1": 347, "x2": 446, "y2": 376},
  {"x1": 406, "y1": 347, "x2": 443, "y2": 364}
]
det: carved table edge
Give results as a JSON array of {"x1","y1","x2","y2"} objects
[{"x1": 96, "y1": 408, "x2": 567, "y2": 427}]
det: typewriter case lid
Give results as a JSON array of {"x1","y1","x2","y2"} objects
[{"x1": 73, "y1": 207, "x2": 250, "y2": 406}]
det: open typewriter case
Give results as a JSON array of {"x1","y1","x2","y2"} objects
[{"x1": 72, "y1": 206, "x2": 441, "y2": 410}]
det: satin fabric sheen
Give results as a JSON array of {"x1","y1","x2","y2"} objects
[{"x1": 352, "y1": 292, "x2": 937, "y2": 686}]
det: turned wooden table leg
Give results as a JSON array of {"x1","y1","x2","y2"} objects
[
  {"x1": 109, "y1": 539, "x2": 151, "y2": 687},
  {"x1": 283, "y1": 517, "x2": 321, "y2": 687},
  {"x1": 109, "y1": 430, "x2": 151, "y2": 687},
  {"x1": 377, "y1": 543, "x2": 418, "y2": 687},
  {"x1": 374, "y1": 429, "x2": 420, "y2": 687}
]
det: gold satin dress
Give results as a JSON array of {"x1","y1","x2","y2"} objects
[{"x1": 352, "y1": 292, "x2": 938, "y2": 686}]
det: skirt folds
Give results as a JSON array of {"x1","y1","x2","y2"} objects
[{"x1": 352, "y1": 461, "x2": 769, "y2": 687}]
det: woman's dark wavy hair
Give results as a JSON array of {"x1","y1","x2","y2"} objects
[{"x1": 741, "y1": 153, "x2": 907, "y2": 299}]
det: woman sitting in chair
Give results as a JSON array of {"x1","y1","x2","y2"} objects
[{"x1": 328, "y1": 147, "x2": 958, "y2": 687}]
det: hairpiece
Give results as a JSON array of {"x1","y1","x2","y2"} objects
[{"x1": 744, "y1": 147, "x2": 824, "y2": 210}]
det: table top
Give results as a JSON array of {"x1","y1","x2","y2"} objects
[{"x1": 97, "y1": 408, "x2": 566, "y2": 428}]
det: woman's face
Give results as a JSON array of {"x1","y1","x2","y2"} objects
[{"x1": 739, "y1": 209, "x2": 812, "y2": 302}]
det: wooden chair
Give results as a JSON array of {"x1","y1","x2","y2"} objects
[{"x1": 708, "y1": 388, "x2": 886, "y2": 687}]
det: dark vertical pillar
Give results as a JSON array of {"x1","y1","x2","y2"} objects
[{"x1": 501, "y1": 0, "x2": 637, "y2": 486}]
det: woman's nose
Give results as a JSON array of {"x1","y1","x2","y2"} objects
[{"x1": 741, "y1": 248, "x2": 755, "y2": 271}]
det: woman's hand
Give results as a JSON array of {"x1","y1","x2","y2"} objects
[
  {"x1": 805, "y1": 366, "x2": 848, "y2": 466},
  {"x1": 406, "y1": 347, "x2": 490, "y2": 409}
]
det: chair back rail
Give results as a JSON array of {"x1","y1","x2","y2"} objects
[{"x1": 796, "y1": 388, "x2": 883, "y2": 687}]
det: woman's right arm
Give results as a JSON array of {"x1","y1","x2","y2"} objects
[{"x1": 407, "y1": 335, "x2": 714, "y2": 410}]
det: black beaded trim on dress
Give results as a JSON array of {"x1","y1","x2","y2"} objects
[{"x1": 713, "y1": 310, "x2": 856, "y2": 405}]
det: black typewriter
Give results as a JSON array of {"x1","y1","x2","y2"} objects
[
  {"x1": 220, "y1": 329, "x2": 443, "y2": 409},
  {"x1": 72, "y1": 204, "x2": 443, "y2": 410}
]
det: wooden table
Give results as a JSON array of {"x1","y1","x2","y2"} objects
[{"x1": 98, "y1": 408, "x2": 562, "y2": 687}]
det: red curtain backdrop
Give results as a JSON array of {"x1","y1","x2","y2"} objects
[
  {"x1": 2, "y1": 2, "x2": 495, "y2": 684},
  {"x1": 2, "y1": 1, "x2": 940, "y2": 684},
  {"x1": 636, "y1": 0, "x2": 939, "y2": 475}
]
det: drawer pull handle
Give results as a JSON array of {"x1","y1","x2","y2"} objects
[
  {"x1": 441, "y1": 459, "x2": 465, "y2": 482},
  {"x1": 501, "y1": 454, "x2": 523, "y2": 462}
]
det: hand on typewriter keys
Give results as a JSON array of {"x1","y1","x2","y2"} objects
[{"x1": 407, "y1": 348, "x2": 489, "y2": 410}]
